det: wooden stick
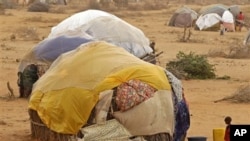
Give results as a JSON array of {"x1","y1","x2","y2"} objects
[{"x1": 7, "y1": 81, "x2": 15, "y2": 98}]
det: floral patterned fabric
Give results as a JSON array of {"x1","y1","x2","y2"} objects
[{"x1": 116, "y1": 79, "x2": 157, "y2": 111}]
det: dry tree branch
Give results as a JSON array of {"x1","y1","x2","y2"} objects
[
  {"x1": 7, "y1": 81, "x2": 15, "y2": 99},
  {"x1": 183, "y1": 27, "x2": 187, "y2": 41}
]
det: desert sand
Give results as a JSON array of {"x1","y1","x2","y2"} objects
[{"x1": 1, "y1": 2, "x2": 250, "y2": 141}]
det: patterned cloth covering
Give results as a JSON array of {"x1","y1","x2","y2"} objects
[
  {"x1": 165, "y1": 70, "x2": 183, "y2": 102},
  {"x1": 165, "y1": 70, "x2": 190, "y2": 141},
  {"x1": 116, "y1": 79, "x2": 157, "y2": 111},
  {"x1": 81, "y1": 119, "x2": 132, "y2": 141}
]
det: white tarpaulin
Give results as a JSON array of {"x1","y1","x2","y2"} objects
[
  {"x1": 48, "y1": 9, "x2": 118, "y2": 38},
  {"x1": 196, "y1": 13, "x2": 222, "y2": 30},
  {"x1": 222, "y1": 10, "x2": 234, "y2": 23},
  {"x1": 77, "y1": 16, "x2": 152, "y2": 58},
  {"x1": 48, "y1": 10, "x2": 153, "y2": 58}
]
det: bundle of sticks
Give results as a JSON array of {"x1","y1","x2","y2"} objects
[
  {"x1": 140, "y1": 51, "x2": 164, "y2": 64},
  {"x1": 29, "y1": 109, "x2": 75, "y2": 141}
]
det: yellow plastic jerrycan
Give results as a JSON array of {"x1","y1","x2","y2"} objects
[{"x1": 213, "y1": 128, "x2": 225, "y2": 141}]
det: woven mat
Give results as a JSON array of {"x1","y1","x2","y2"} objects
[{"x1": 81, "y1": 119, "x2": 132, "y2": 141}]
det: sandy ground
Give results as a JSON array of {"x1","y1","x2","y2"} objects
[{"x1": 1, "y1": 2, "x2": 250, "y2": 141}]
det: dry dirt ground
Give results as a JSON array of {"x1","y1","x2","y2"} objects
[{"x1": 1, "y1": 3, "x2": 250, "y2": 141}]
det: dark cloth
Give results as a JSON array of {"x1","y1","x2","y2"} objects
[
  {"x1": 17, "y1": 72, "x2": 25, "y2": 98},
  {"x1": 173, "y1": 99, "x2": 190, "y2": 141},
  {"x1": 18, "y1": 64, "x2": 39, "y2": 98},
  {"x1": 22, "y1": 65, "x2": 39, "y2": 88}
]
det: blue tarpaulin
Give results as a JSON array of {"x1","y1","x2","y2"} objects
[{"x1": 33, "y1": 35, "x2": 92, "y2": 61}]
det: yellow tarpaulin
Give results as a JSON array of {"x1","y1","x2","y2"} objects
[{"x1": 29, "y1": 41, "x2": 171, "y2": 134}]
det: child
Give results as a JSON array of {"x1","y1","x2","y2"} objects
[
  {"x1": 236, "y1": 11, "x2": 245, "y2": 32},
  {"x1": 224, "y1": 116, "x2": 232, "y2": 141}
]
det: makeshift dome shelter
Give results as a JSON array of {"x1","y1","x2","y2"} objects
[
  {"x1": 17, "y1": 36, "x2": 92, "y2": 98},
  {"x1": 168, "y1": 6, "x2": 198, "y2": 28},
  {"x1": 28, "y1": 41, "x2": 190, "y2": 141},
  {"x1": 48, "y1": 9, "x2": 154, "y2": 59},
  {"x1": 197, "y1": 4, "x2": 240, "y2": 31},
  {"x1": 199, "y1": 4, "x2": 240, "y2": 18},
  {"x1": 28, "y1": 1, "x2": 50, "y2": 12}
]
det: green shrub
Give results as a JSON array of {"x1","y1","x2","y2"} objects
[{"x1": 166, "y1": 51, "x2": 216, "y2": 79}]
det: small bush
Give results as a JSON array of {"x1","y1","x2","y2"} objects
[{"x1": 166, "y1": 51, "x2": 216, "y2": 79}]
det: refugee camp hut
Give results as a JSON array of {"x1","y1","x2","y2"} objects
[
  {"x1": 17, "y1": 35, "x2": 92, "y2": 98},
  {"x1": 196, "y1": 4, "x2": 238, "y2": 31},
  {"x1": 27, "y1": 1, "x2": 50, "y2": 12},
  {"x1": 168, "y1": 6, "x2": 198, "y2": 28},
  {"x1": 195, "y1": 4, "x2": 226, "y2": 31},
  {"x1": 199, "y1": 4, "x2": 240, "y2": 18},
  {"x1": 48, "y1": 9, "x2": 155, "y2": 62},
  {"x1": 28, "y1": 41, "x2": 187, "y2": 141}
]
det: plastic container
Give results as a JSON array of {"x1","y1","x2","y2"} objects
[
  {"x1": 213, "y1": 128, "x2": 225, "y2": 141},
  {"x1": 187, "y1": 136, "x2": 207, "y2": 141}
]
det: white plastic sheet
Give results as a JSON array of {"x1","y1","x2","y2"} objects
[
  {"x1": 196, "y1": 13, "x2": 222, "y2": 30},
  {"x1": 222, "y1": 10, "x2": 234, "y2": 23},
  {"x1": 48, "y1": 9, "x2": 118, "y2": 38},
  {"x1": 48, "y1": 10, "x2": 152, "y2": 58}
]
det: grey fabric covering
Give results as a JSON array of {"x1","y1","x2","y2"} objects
[
  {"x1": 168, "y1": 6, "x2": 198, "y2": 28},
  {"x1": 28, "y1": 1, "x2": 49, "y2": 12}
]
